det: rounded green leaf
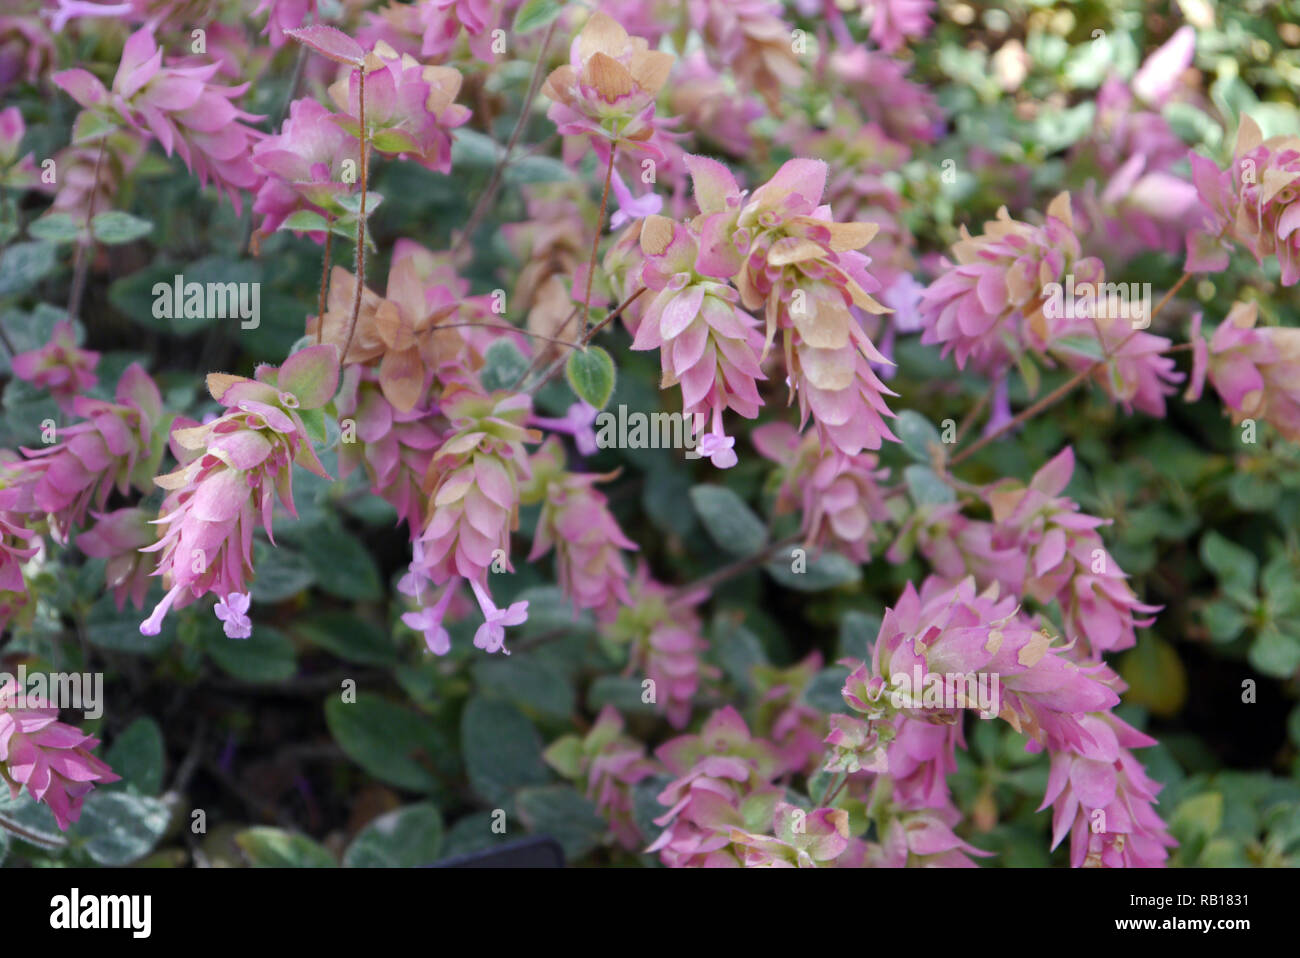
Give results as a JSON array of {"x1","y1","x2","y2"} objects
[
  {"x1": 237, "y1": 826, "x2": 337, "y2": 867},
  {"x1": 91, "y1": 211, "x2": 153, "y2": 245},
  {"x1": 689, "y1": 485, "x2": 768, "y2": 557},
  {"x1": 343, "y1": 803, "x2": 444, "y2": 867},
  {"x1": 565, "y1": 346, "x2": 616, "y2": 410}
]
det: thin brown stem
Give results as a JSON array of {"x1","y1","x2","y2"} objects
[
  {"x1": 667, "y1": 533, "x2": 802, "y2": 603},
  {"x1": 66, "y1": 134, "x2": 108, "y2": 322},
  {"x1": 315, "y1": 226, "x2": 332, "y2": 345},
  {"x1": 341, "y1": 68, "x2": 368, "y2": 362},
  {"x1": 453, "y1": 19, "x2": 557, "y2": 258},
  {"x1": 526, "y1": 285, "x2": 647, "y2": 394},
  {"x1": 581, "y1": 147, "x2": 616, "y2": 338}
]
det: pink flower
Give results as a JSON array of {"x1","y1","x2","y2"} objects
[
  {"x1": 542, "y1": 12, "x2": 674, "y2": 162},
  {"x1": 53, "y1": 27, "x2": 264, "y2": 212},
  {"x1": 1187, "y1": 301, "x2": 1300, "y2": 440},
  {"x1": 334, "y1": 368, "x2": 441, "y2": 536},
  {"x1": 469, "y1": 578, "x2": 527, "y2": 655},
  {"x1": 525, "y1": 438, "x2": 637, "y2": 621},
  {"x1": 730, "y1": 802, "x2": 852, "y2": 867},
  {"x1": 753, "y1": 421, "x2": 893, "y2": 563},
  {"x1": 401, "y1": 579, "x2": 455, "y2": 655},
  {"x1": 9, "y1": 320, "x2": 99, "y2": 410},
  {"x1": 75, "y1": 507, "x2": 155, "y2": 610},
  {"x1": 648, "y1": 706, "x2": 783, "y2": 866},
  {"x1": 0, "y1": 483, "x2": 38, "y2": 632},
  {"x1": 0, "y1": 679, "x2": 119, "y2": 830},
  {"x1": 1039, "y1": 714, "x2": 1176, "y2": 867},
  {"x1": 544, "y1": 706, "x2": 659, "y2": 851},
  {"x1": 12, "y1": 363, "x2": 162, "y2": 543},
  {"x1": 1186, "y1": 115, "x2": 1300, "y2": 283},
  {"x1": 251, "y1": 96, "x2": 360, "y2": 237},
  {"x1": 139, "y1": 345, "x2": 339, "y2": 636},
  {"x1": 864, "y1": 0, "x2": 935, "y2": 53},
  {"x1": 327, "y1": 42, "x2": 470, "y2": 174},
  {"x1": 214, "y1": 591, "x2": 252, "y2": 639},
  {"x1": 253, "y1": 0, "x2": 312, "y2": 47}
]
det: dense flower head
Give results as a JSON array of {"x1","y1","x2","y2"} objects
[
  {"x1": 631, "y1": 214, "x2": 767, "y2": 464},
  {"x1": 53, "y1": 27, "x2": 264, "y2": 212},
  {"x1": 752, "y1": 420, "x2": 892, "y2": 562},
  {"x1": 8, "y1": 319, "x2": 98, "y2": 410},
  {"x1": 605, "y1": 568, "x2": 714, "y2": 728},
  {"x1": 543, "y1": 706, "x2": 659, "y2": 850},
  {"x1": 862, "y1": 0, "x2": 936, "y2": 54},
  {"x1": 1187, "y1": 114, "x2": 1300, "y2": 284},
  {"x1": 76, "y1": 507, "x2": 155, "y2": 611},
  {"x1": 647, "y1": 706, "x2": 784, "y2": 866},
  {"x1": 686, "y1": 154, "x2": 899, "y2": 456},
  {"x1": 729, "y1": 802, "x2": 852, "y2": 867},
  {"x1": 523, "y1": 437, "x2": 637, "y2": 621},
  {"x1": 542, "y1": 12, "x2": 674, "y2": 160},
  {"x1": 251, "y1": 95, "x2": 360, "y2": 237},
  {"x1": 982, "y1": 447, "x2": 1161, "y2": 655},
  {"x1": 334, "y1": 366, "x2": 442, "y2": 536},
  {"x1": 0, "y1": 478, "x2": 39, "y2": 632},
  {"x1": 748, "y1": 654, "x2": 827, "y2": 776},
  {"x1": 1039, "y1": 713, "x2": 1176, "y2": 867},
  {"x1": 0, "y1": 679, "x2": 119, "y2": 830},
  {"x1": 327, "y1": 41, "x2": 470, "y2": 174},
  {"x1": 688, "y1": 0, "x2": 802, "y2": 112},
  {"x1": 10, "y1": 363, "x2": 163, "y2": 543},
  {"x1": 1187, "y1": 301, "x2": 1300, "y2": 441},
  {"x1": 138, "y1": 345, "x2": 339, "y2": 637},
  {"x1": 919, "y1": 193, "x2": 1101, "y2": 376}
]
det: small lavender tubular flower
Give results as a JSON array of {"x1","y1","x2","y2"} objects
[
  {"x1": 524, "y1": 437, "x2": 636, "y2": 622},
  {"x1": 406, "y1": 389, "x2": 539, "y2": 654},
  {"x1": 139, "y1": 345, "x2": 339, "y2": 638}
]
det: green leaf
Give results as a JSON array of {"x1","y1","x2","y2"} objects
[
  {"x1": 91, "y1": 211, "x2": 153, "y2": 245},
  {"x1": 712, "y1": 618, "x2": 768, "y2": 687},
  {"x1": 1228, "y1": 471, "x2": 1279, "y2": 512},
  {"x1": 70, "y1": 791, "x2": 169, "y2": 865},
  {"x1": 326, "y1": 693, "x2": 441, "y2": 792},
  {"x1": 516, "y1": 785, "x2": 604, "y2": 861},
  {"x1": 1199, "y1": 531, "x2": 1257, "y2": 604},
  {"x1": 688, "y1": 485, "x2": 768, "y2": 557},
  {"x1": 1170, "y1": 792, "x2": 1223, "y2": 843},
  {"x1": 480, "y1": 339, "x2": 530, "y2": 392},
  {"x1": 334, "y1": 190, "x2": 383, "y2": 218},
  {"x1": 343, "y1": 803, "x2": 444, "y2": 867},
  {"x1": 803, "y1": 666, "x2": 852, "y2": 713},
  {"x1": 904, "y1": 464, "x2": 956, "y2": 505},
  {"x1": 894, "y1": 410, "x2": 943, "y2": 463},
  {"x1": 204, "y1": 624, "x2": 298, "y2": 683},
  {"x1": 237, "y1": 827, "x2": 337, "y2": 867},
  {"x1": 764, "y1": 547, "x2": 861, "y2": 591},
  {"x1": 473, "y1": 657, "x2": 575, "y2": 720},
  {"x1": 586, "y1": 676, "x2": 658, "y2": 715},
  {"x1": 1248, "y1": 627, "x2": 1300, "y2": 679},
  {"x1": 1201, "y1": 599, "x2": 1247, "y2": 644},
  {"x1": 461, "y1": 696, "x2": 550, "y2": 808},
  {"x1": 104, "y1": 717, "x2": 165, "y2": 796},
  {"x1": 565, "y1": 346, "x2": 616, "y2": 409},
  {"x1": 514, "y1": 0, "x2": 566, "y2": 33},
  {"x1": 298, "y1": 526, "x2": 383, "y2": 601},
  {"x1": 277, "y1": 342, "x2": 340, "y2": 409},
  {"x1": 251, "y1": 541, "x2": 317, "y2": 603},
  {"x1": 542, "y1": 735, "x2": 584, "y2": 780},
  {"x1": 28, "y1": 212, "x2": 83, "y2": 244},
  {"x1": 278, "y1": 210, "x2": 331, "y2": 233},
  {"x1": 0, "y1": 789, "x2": 66, "y2": 850},
  {"x1": 297, "y1": 612, "x2": 397, "y2": 666},
  {"x1": 0, "y1": 241, "x2": 56, "y2": 297}
]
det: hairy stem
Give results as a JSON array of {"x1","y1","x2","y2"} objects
[
  {"x1": 341, "y1": 68, "x2": 369, "y2": 362},
  {"x1": 315, "y1": 226, "x2": 333, "y2": 345},
  {"x1": 66, "y1": 134, "x2": 108, "y2": 322}
]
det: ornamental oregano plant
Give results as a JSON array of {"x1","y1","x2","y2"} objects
[{"x1": 0, "y1": 0, "x2": 1298, "y2": 870}]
